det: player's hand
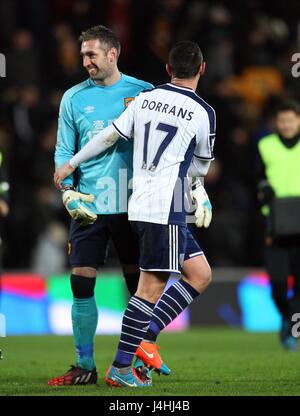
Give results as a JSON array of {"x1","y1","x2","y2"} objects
[
  {"x1": 54, "y1": 162, "x2": 75, "y2": 189},
  {"x1": 62, "y1": 188, "x2": 97, "y2": 226},
  {"x1": 190, "y1": 182, "x2": 212, "y2": 228}
]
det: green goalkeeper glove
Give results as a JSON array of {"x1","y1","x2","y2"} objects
[
  {"x1": 61, "y1": 187, "x2": 97, "y2": 226},
  {"x1": 190, "y1": 178, "x2": 212, "y2": 228}
]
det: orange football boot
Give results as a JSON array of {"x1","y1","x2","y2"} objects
[{"x1": 136, "y1": 341, "x2": 171, "y2": 375}]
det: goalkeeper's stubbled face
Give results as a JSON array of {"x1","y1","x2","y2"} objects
[{"x1": 81, "y1": 39, "x2": 115, "y2": 82}]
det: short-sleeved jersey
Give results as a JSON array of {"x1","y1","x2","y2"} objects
[
  {"x1": 113, "y1": 83, "x2": 216, "y2": 225},
  {"x1": 55, "y1": 74, "x2": 153, "y2": 214}
]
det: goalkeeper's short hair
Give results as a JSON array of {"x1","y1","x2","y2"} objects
[{"x1": 79, "y1": 25, "x2": 121, "y2": 57}]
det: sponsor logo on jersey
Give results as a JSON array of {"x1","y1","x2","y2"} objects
[{"x1": 84, "y1": 105, "x2": 95, "y2": 114}]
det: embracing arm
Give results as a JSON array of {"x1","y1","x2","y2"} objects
[
  {"x1": 54, "y1": 124, "x2": 120, "y2": 188},
  {"x1": 70, "y1": 124, "x2": 119, "y2": 168}
]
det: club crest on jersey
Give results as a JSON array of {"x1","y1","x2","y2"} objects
[{"x1": 124, "y1": 97, "x2": 134, "y2": 108}]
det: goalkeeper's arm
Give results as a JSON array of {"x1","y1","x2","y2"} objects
[
  {"x1": 54, "y1": 124, "x2": 120, "y2": 188},
  {"x1": 55, "y1": 92, "x2": 78, "y2": 188},
  {"x1": 188, "y1": 157, "x2": 212, "y2": 228}
]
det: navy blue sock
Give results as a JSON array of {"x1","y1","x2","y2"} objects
[
  {"x1": 113, "y1": 296, "x2": 155, "y2": 368},
  {"x1": 145, "y1": 279, "x2": 199, "y2": 342}
]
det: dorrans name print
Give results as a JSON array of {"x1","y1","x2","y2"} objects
[{"x1": 141, "y1": 99, "x2": 194, "y2": 121}]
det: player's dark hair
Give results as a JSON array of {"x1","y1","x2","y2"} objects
[
  {"x1": 169, "y1": 41, "x2": 203, "y2": 79},
  {"x1": 79, "y1": 25, "x2": 121, "y2": 57},
  {"x1": 276, "y1": 100, "x2": 300, "y2": 116}
]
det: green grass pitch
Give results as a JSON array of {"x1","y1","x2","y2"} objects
[{"x1": 0, "y1": 328, "x2": 300, "y2": 396}]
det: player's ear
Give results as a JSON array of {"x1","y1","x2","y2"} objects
[
  {"x1": 108, "y1": 47, "x2": 118, "y2": 63},
  {"x1": 199, "y1": 62, "x2": 206, "y2": 76},
  {"x1": 166, "y1": 63, "x2": 172, "y2": 77}
]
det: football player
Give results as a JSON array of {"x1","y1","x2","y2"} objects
[{"x1": 49, "y1": 25, "x2": 153, "y2": 386}]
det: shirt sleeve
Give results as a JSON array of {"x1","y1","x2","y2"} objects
[
  {"x1": 70, "y1": 124, "x2": 119, "y2": 168},
  {"x1": 54, "y1": 92, "x2": 78, "y2": 186},
  {"x1": 112, "y1": 98, "x2": 136, "y2": 140},
  {"x1": 194, "y1": 107, "x2": 216, "y2": 161},
  {"x1": 188, "y1": 158, "x2": 211, "y2": 178}
]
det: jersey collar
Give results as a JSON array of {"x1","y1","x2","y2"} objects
[
  {"x1": 167, "y1": 83, "x2": 195, "y2": 92},
  {"x1": 88, "y1": 73, "x2": 124, "y2": 89}
]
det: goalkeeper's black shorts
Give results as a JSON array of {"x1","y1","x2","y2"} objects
[{"x1": 68, "y1": 213, "x2": 139, "y2": 268}]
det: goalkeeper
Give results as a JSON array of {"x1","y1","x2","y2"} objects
[{"x1": 49, "y1": 25, "x2": 153, "y2": 386}]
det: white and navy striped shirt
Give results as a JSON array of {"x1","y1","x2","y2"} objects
[{"x1": 113, "y1": 83, "x2": 216, "y2": 225}]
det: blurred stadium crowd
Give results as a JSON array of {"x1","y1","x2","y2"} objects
[{"x1": 0, "y1": 0, "x2": 299, "y2": 272}]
